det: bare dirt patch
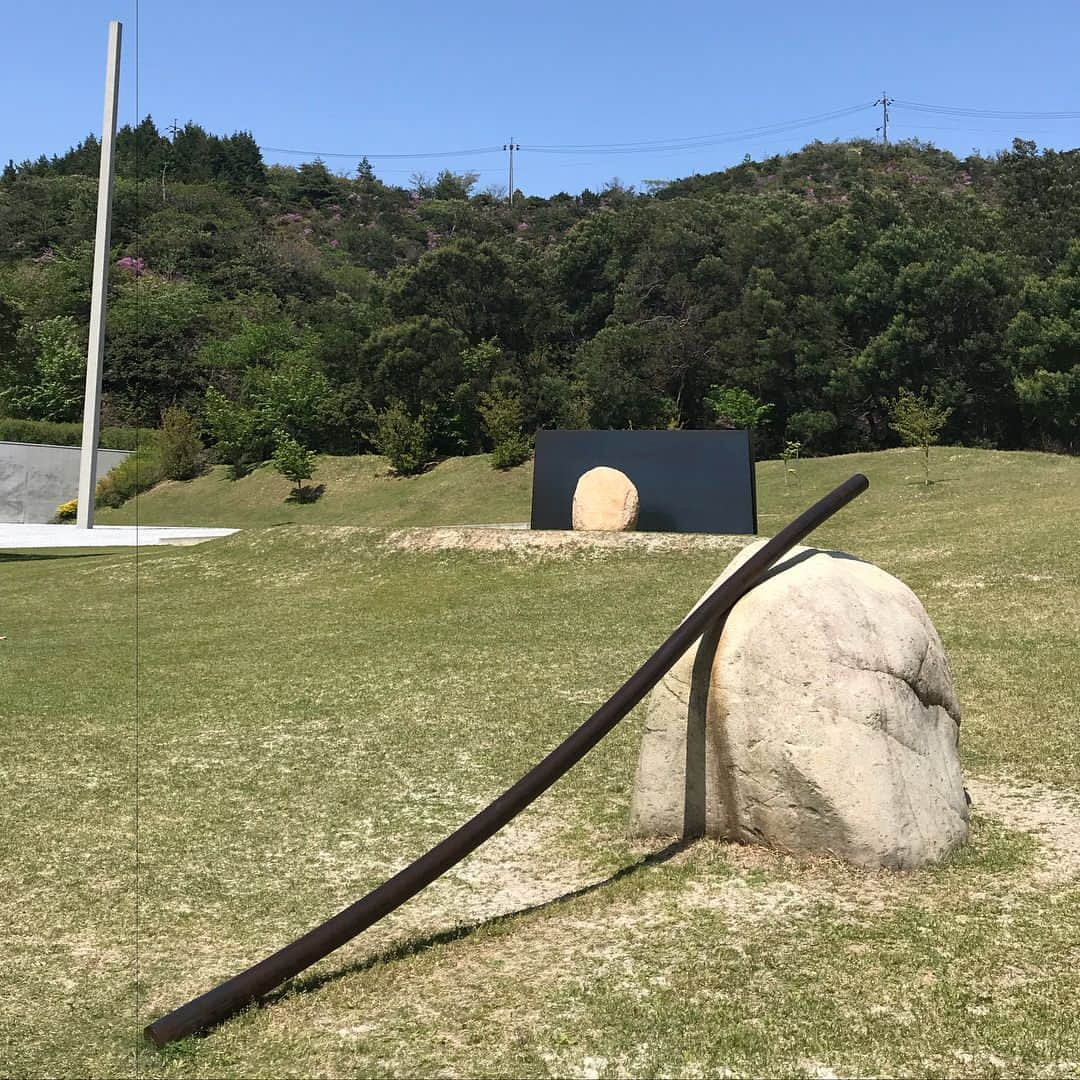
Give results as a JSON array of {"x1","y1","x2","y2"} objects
[
  {"x1": 429, "y1": 774, "x2": 1080, "y2": 948},
  {"x1": 966, "y1": 776, "x2": 1080, "y2": 883},
  {"x1": 440, "y1": 813, "x2": 600, "y2": 921},
  {"x1": 379, "y1": 525, "x2": 750, "y2": 557}
]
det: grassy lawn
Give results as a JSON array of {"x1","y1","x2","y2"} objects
[
  {"x1": 96, "y1": 453, "x2": 534, "y2": 528},
  {"x1": 2, "y1": 446, "x2": 1078, "y2": 1078}
]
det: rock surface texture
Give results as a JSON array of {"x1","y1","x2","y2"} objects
[
  {"x1": 572, "y1": 466, "x2": 639, "y2": 531},
  {"x1": 630, "y1": 542, "x2": 969, "y2": 869}
]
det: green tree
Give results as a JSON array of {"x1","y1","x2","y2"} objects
[
  {"x1": 158, "y1": 405, "x2": 206, "y2": 480},
  {"x1": 887, "y1": 387, "x2": 952, "y2": 485},
  {"x1": 386, "y1": 239, "x2": 529, "y2": 350},
  {"x1": 478, "y1": 390, "x2": 531, "y2": 469},
  {"x1": 203, "y1": 386, "x2": 259, "y2": 478},
  {"x1": 1005, "y1": 243, "x2": 1080, "y2": 450},
  {"x1": 271, "y1": 429, "x2": 316, "y2": 501},
  {"x1": 705, "y1": 386, "x2": 773, "y2": 432},
  {"x1": 247, "y1": 355, "x2": 331, "y2": 445},
  {"x1": 3, "y1": 316, "x2": 84, "y2": 421},
  {"x1": 0, "y1": 295, "x2": 19, "y2": 368},
  {"x1": 103, "y1": 274, "x2": 210, "y2": 424},
  {"x1": 373, "y1": 401, "x2": 433, "y2": 476},
  {"x1": 576, "y1": 323, "x2": 678, "y2": 429}
]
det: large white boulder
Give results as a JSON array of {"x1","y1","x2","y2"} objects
[
  {"x1": 629, "y1": 542, "x2": 969, "y2": 869},
  {"x1": 572, "y1": 466, "x2": 639, "y2": 531}
]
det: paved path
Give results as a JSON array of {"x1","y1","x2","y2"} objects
[{"x1": 0, "y1": 524, "x2": 238, "y2": 549}]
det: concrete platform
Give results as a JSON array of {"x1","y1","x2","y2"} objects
[{"x1": 0, "y1": 524, "x2": 238, "y2": 549}]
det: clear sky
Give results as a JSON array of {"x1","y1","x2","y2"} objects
[{"x1": 4, "y1": 0, "x2": 1080, "y2": 196}]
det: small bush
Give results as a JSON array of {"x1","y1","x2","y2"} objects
[
  {"x1": 158, "y1": 406, "x2": 206, "y2": 481},
  {"x1": 54, "y1": 499, "x2": 78, "y2": 523},
  {"x1": 373, "y1": 402, "x2": 432, "y2": 476},
  {"x1": 490, "y1": 432, "x2": 532, "y2": 470},
  {"x1": 94, "y1": 438, "x2": 166, "y2": 508},
  {"x1": 479, "y1": 391, "x2": 532, "y2": 470}
]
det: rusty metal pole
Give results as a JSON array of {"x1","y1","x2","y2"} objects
[{"x1": 145, "y1": 474, "x2": 869, "y2": 1047}]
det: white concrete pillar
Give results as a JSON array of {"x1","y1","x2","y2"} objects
[{"x1": 77, "y1": 21, "x2": 122, "y2": 530}]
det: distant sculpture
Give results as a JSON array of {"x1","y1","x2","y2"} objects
[
  {"x1": 572, "y1": 466, "x2": 639, "y2": 531},
  {"x1": 630, "y1": 542, "x2": 969, "y2": 869}
]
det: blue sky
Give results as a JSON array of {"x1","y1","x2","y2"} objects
[{"x1": 4, "y1": 0, "x2": 1080, "y2": 196}]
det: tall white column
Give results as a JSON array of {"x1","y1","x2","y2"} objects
[{"x1": 77, "y1": 20, "x2": 122, "y2": 530}]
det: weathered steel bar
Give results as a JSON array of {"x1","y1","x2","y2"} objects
[{"x1": 145, "y1": 473, "x2": 869, "y2": 1047}]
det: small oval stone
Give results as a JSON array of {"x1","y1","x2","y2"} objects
[{"x1": 572, "y1": 467, "x2": 639, "y2": 531}]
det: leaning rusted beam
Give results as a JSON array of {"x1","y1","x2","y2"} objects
[{"x1": 145, "y1": 473, "x2": 869, "y2": 1047}]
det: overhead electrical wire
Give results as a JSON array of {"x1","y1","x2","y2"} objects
[
  {"x1": 255, "y1": 98, "x2": 1079, "y2": 170},
  {"x1": 892, "y1": 99, "x2": 1080, "y2": 120},
  {"x1": 521, "y1": 103, "x2": 875, "y2": 154},
  {"x1": 259, "y1": 144, "x2": 505, "y2": 159},
  {"x1": 256, "y1": 102, "x2": 875, "y2": 162},
  {"x1": 892, "y1": 122, "x2": 1065, "y2": 136}
]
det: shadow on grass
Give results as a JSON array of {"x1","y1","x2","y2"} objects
[
  {"x1": 0, "y1": 550, "x2": 117, "y2": 562},
  {"x1": 265, "y1": 839, "x2": 691, "y2": 1007},
  {"x1": 285, "y1": 483, "x2": 326, "y2": 505},
  {"x1": 149, "y1": 839, "x2": 694, "y2": 1052}
]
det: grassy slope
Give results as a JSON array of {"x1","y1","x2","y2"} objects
[
  {"x1": 2, "y1": 446, "x2": 1078, "y2": 1078},
  {"x1": 96, "y1": 454, "x2": 534, "y2": 527}
]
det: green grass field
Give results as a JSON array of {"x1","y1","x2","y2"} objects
[
  {"x1": 2, "y1": 447, "x2": 1078, "y2": 1078},
  {"x1": 97, "y1": 453, "x2": 533, "y2": 528}
]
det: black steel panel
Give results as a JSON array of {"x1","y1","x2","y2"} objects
[{"x1": 530, "y1": 429, "x2": 757, "y2": 534}]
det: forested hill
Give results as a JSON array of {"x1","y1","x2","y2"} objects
[{"x1": 1, "y1": 117, "x2": 1077, "y2": 461}]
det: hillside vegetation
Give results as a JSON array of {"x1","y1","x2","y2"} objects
[{"x1": 2, "y1": 124, "x2": 1078, "y2": 470}]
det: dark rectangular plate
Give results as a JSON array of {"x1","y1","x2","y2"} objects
[{"x1": 529, "y1": 429, "x2": 757, "y2": 534}]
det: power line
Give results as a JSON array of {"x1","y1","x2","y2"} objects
[
  {"x1": 521, "y1": 103, "x2": 876, "y2": 154},
  {"x1": 255, "y1": 102, "x2": 875, "y2": 164},
  {"x1": 892, "y1": 122, "x2": 1068, "y2": 136},
  {"x1": 892, "y1": 99, "x2": 1080, "y2": 120},
  {"x1": 259, "y1": 144, "x2": 504, "y2": 160},
  {"x1": 251, "y1": 95, "x2": 1080, "y2": 178}
]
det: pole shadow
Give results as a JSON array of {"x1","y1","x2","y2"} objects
[{"x1": 259, "y1": 838, "x2": 693, "y2": 1008}]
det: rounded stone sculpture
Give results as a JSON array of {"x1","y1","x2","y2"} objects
[
  {"x1": 572, "y1": 467, "x2": 639, "y2": 531},
  {"x1": 629, "y1": 542, "x2": 969, "y2": 869}
]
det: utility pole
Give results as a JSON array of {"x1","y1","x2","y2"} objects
[
  {"x1": 77, "y1": 20, "x2": 122, "y2": 530},
  {"x1": 162, "y1": 120, "x2": 180, "y2": 204},
  {"x1": 502, "y1": 137, "x2": 519, "y2": 206},
  {"x1": 874, "y1": 91, "x2": 892, "y2": 146}
]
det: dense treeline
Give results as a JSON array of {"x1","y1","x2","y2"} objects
[{"x1": 1, "y1": 116, "x2": 1077, "y2": 464}]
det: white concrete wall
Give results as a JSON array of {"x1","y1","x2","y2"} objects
[{"x1": 0, "y1": 441, "x2": 131, "y2": 524}]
